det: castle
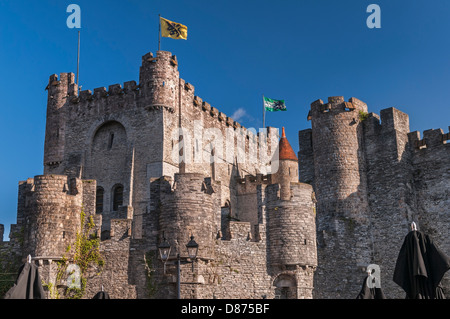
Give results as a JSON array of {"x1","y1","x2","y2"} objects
[{"x1": 0, "y1": 50, "x2": 449, "y2": 299}]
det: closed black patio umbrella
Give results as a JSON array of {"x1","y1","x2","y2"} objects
[
  {"x1": 92, "y1": 291, "x2": 110, "y2": 299},
  {"x1": 3, "y1": 255, "x2": 46, "y2": 299},
  {"x1": 92, "y1": 285, "x2": 110, "y2": 299},
  {"x1": 393, "y1": 223, "x2": 450, "y2": 299},
  {"x1": 356, "y1": 273, "x2": 386, "y2": 299}
]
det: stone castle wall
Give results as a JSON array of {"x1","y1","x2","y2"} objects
[
  {"x1": 299, "y1": 96, "x2": 450, "y2": 299},
  {"x1": 1, "y1": 50, "x2": 315, "y2": 299},
  {"x1": 3, "y1": 49, "x2": 448, "y2": 299},
  {"x1": 407, "y1": 127, "x2": 450, "y2": 294},
  {"x1": 42, "y1": 50, "x2": 279, "y2": 241},
  {"x1": 143, "y1": 172, "x2": 316, "y2": 299}
]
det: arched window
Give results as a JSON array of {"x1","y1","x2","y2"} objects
[
  {"x1": 273, "y1": 274, "x2": 297, "y2": 299},
  {"x1": 112, "y1": 184, "x2": 124, "y2": 211},
  {"x1": 96, "y1": 187, "x2": 104, "y2": 214}
]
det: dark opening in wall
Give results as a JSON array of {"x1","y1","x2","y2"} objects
[
  {"x1": 113, "y1": 184, "x2": 124, "y2": 211},
  {"x1": 108, "y1": 132, "x2": 115, "y2": 150},
  {"x1": 96, "y1": 187, "x2": 104, "y2": 214}
]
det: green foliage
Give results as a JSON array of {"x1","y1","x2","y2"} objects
[
  {"x1": 43, "y1": 210, "x2": 104, "y2": 299},
  {"x1": 358, "y1": 111, "x2": 369, "y2": 122},
  {"x1": 144, "y1": 251, "x2": 160, "y2": 298},
  {"x1": 73, "y1": 211, "x2": 104, "y2": 275}
]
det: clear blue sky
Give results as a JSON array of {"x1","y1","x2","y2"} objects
[{"x1": 1, "y1": 0, "x2": 450, "y2": 240}]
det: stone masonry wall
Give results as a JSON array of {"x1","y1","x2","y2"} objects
[
  {"x1": 408, "y1": 127, "x2": 450, "y2": 295},
  {"x1": 266, "y1": 182, "x2": 317, "y2": 268},
  {"x1": 363, "y1": 108, "x2": 415, "y2": 298},
  {"x1": 9, "y1": 47, "x2": 449, "y2": 299},
  {"x1": 308, "y1": 97, "x2": 372, "y2": 299},
  {"x1": 85, "y1": 218, "x2": 136, "y2": 299},
  {"x1": 22, "y1": 175, "x2": 82, "y2": 258},
  {"x1": 141, "y1": 171, "x2": 316, "y2": 299},
  {"x1": 299, "y1": 97, "x2": 450, "y2": 299}
]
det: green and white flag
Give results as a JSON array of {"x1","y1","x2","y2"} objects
[{"x1": 264, "y1": 96, "x2": 286, "y2": 112}]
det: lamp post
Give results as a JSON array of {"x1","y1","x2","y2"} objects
[
  {"x1": 158, "y1": 234, "x2": 199, "y2": 299},
  {"x1": 158, "y1": 234, "x2": 171, "y2": 274},
  {"x1": 186, "y1": 235, "x2": 199, "y2": 271}
]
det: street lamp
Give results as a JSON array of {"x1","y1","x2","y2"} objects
[
  {"x1": 158, "y1": 234, "x2": 199, "y2": 299},
  {"x1": 158, "y1": 234, "x2": 171, "y2": 273},
  {"x1": 186, "y1": 235, "x2": 199, "y2": 269}
]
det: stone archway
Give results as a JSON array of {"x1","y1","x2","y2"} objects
[
  {"x1": 273, "y1": 274, "x2": 297, "y2": 299},
  {"x1": 89, "y1": 120, "x2": 129, "y2": 233}
]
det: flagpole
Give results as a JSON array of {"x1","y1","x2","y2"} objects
[
  {"x1": 76, "y1": 30, "x2": 80, "y2": 91},
  {"x1": 158, "y1": 14, "x2": 161, "y2": 51},
  {"x1": 262, "y1": 94, "x2": 266, "y2": 128}
]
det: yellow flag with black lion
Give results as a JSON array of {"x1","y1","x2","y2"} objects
[{"x1": 160, "y1": 17, "x2": 187, "y2": 40}]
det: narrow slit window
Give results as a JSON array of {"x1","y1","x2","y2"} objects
[
  {"x1": 96, "y1": 187, "x2": 104, "y2": 214},
  {"x1": 108, "y1": 132, "x2": 115, "y2": 150},
  {"x1": 113, "y1": 184, "x2": 124, "y2": 211}
]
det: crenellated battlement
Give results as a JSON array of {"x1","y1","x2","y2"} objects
[
  {"x1": 362, "y1": 107, "x2": 410, "y2": 136},
  {"x1": 408, "y1": 127, "x2": 450, "y2": 151},
  {"x1": 140, "y1": 51, "x2": 179, "y2": 71},
  {"x1": 235, "y1": 173, "x2": 272, "y2": 195},
  {"x1": 308, "y1": 96, "x2": 368, "y2": 120},
  {"x1": 191, "y1": 94, "x2": 243, "y2": 129},
  {"x1": 58, "y1": 50, "x2": 255, "y2": 135},
  {"x1": 236, "y1": 173, "x2": 271, "y2": 185},
  {"x1": 75, "y1": 81, "x2": 139, "y2": 101},
  {"x1": 33, "y1": 174, "x2": 69, "y2": 193},
  {"x1": 69, "y1": 81, "x2": 139, "y2": 102},
  {"x1": 46, "y1": 72, "x2": 78, "y2": 99},
  {"x1": 30, "y1": 174, "x2": 86, "y2": 200}
]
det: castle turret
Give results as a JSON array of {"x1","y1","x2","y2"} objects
[
  {"x1": 44, "y1": 73, "x2": 77, "y2": 174},
  {"x1": 272, "y1": 127, "x2": 299, "y2": 200},
  {"x1": 308, "y1": 96, "x2": 372, "y2": 298},
  {"x1": 139, "y1": 51, "x2": 180, "y2": 111},
  {"x1": 23, "y1": 175, "x2": 82, "y2": 258},
  {"x1": 158, "y1": 173, "x2": 217, "y2": 258},
  {"x1": 157, "y1": 173, "x2": 219, "y2": 298},
  {"x1": 266, "y1": 129, "x2": 317, "y2": 298}
]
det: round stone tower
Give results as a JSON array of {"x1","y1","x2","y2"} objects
[
  {"x1": 139, "y1": 50, "x2": 180, "y2": 110},
  {"x1": 158, "y1": 173, "x2": 217, "y2": 261},
  {"x1": 267, "y1": 129, "x2": 317, "y2": 298},
  {"x1": 44, "y1": 73, "x2": 77, "y2": 174},
  {"x1": 24, "y1": 175, "x2": 82, "y2": 258},
  {"x1": 266, "y1": 183, "x2": 317, "y2": 267},
  {"x1": 309, "y1": 96, "x2": 372, "y2": 298}
]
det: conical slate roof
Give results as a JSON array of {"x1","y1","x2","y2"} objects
[{"x1": 279, "y1": 127, "x2": 298, "y2": 161}]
